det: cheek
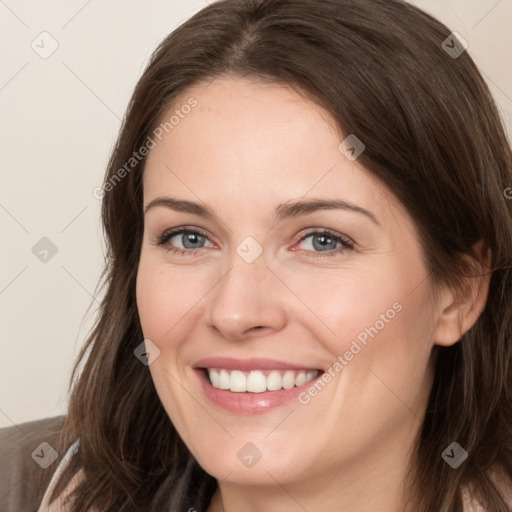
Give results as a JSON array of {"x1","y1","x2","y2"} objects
[
  {"x1": 135, "y1": 261, "x2": 198, "y2": 440},
  {"x1": 285, "y1": 265, "x2": 413, "y2": 355},
  {"x1": 136, "y1": 267, "x2": 168, "y2": 341},
  {"x1": 135, "y1": 258, "x2": 206, "y2": 342},
  {"x1": 325, "y1": 274, "x2": 435, "y2": 422},
  {"x1": 286, "y1": 259, "x2": 434, "y2": 386}
]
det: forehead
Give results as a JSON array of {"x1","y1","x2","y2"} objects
[{"x1": 142, "y1": 77, "x2": 404, "y2": 227}]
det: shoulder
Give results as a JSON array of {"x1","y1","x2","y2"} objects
[{"x1": 0, "y1": 416, "x2": 66, "y2": 512}]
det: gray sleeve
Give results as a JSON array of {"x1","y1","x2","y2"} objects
[{"x1": 0, "y1": 416, "x2": 66, "y2": 512}]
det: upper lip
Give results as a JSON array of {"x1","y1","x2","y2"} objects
[{"x1": 193, "y1": 357, "x2": 322, "y2": 372}]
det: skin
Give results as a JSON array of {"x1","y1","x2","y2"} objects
[{"x1": 135, "y1": 76, "x2": 490, "y2": 512}]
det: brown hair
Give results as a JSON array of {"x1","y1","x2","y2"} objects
[{"x1": 40, "y1": 0, "x2": 512, "y2": 510}]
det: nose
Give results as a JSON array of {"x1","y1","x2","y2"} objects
[{"x1": 206, "y1": 255, "x2": 288, "y2": 341}]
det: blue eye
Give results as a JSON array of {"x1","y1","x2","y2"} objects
[
  {"x1": 155, "y1": 228, "x2": 213, "y2": 256},
  {"x1": 154, "y1": 227, "x2": 354, "y2": 258},
  {"x1": 295, "y1": 229, "x2": 354, "y2": 258}
]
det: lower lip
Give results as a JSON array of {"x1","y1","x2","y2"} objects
[{"x1": 195, "y1": 369, "x2": 322, "y2": 414}]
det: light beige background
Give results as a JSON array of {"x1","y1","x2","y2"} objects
[{"x1": 1, "y1": 0, "x2": 511, "y2": 428}]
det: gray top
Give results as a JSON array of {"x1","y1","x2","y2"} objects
[
  {"x1": 0, "y1": 416, "x2": 65, "y2": 512},
  {"x1": 0, "y1": 416, "x2": 216, "y2": 512}
]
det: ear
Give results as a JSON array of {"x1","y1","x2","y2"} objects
[{"x1": 432, "y1": 241, "x2": 491, "y2": 347}]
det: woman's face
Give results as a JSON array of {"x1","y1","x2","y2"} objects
[{"x1": 136, "y1": 77, "x2": 440, "y2": 492}]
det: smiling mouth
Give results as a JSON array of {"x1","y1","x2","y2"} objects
[{"x1": 201, "y1": 368, "x2": 322, "y2": 393}]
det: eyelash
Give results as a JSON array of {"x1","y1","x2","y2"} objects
[{"x1": 153, "y1": 227, "x2": 355, "y2": 258}]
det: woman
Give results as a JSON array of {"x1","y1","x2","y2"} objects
[{"x1": 27, "y1": 0, "x2": 512, "y2": 510}]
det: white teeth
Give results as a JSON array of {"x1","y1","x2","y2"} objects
[
  {"x1": 218, "y1": 369, "x2": 230, "y2": 389},
  {"x1": 306, "y1": 371, "x2": 317, "y2": 382},
  {"x1": 209, "y1": 369, "x2": 220, "y2": 388},
  {"x1": 246, "y1": 371, "x2": 267, "y2": 393},
  {"x1": 206, "y1": 368, "x2": 319, "y2": 392},
  {"x1": 295, "y1": 371, "x2": 306, "y2": 387},
  {"x1": 282, "y1": 370, "x2": 295, "y2": 390},
  {"x1": 229, "y1": 370, "x2": 246, "y2": 392},
  {"x1": 266, "y1": 370, "x2": 282, "y2": 391}
]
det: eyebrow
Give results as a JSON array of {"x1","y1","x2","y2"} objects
[{"x1": 144, "y1": 196, "x2": 381, "y2": 227}]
